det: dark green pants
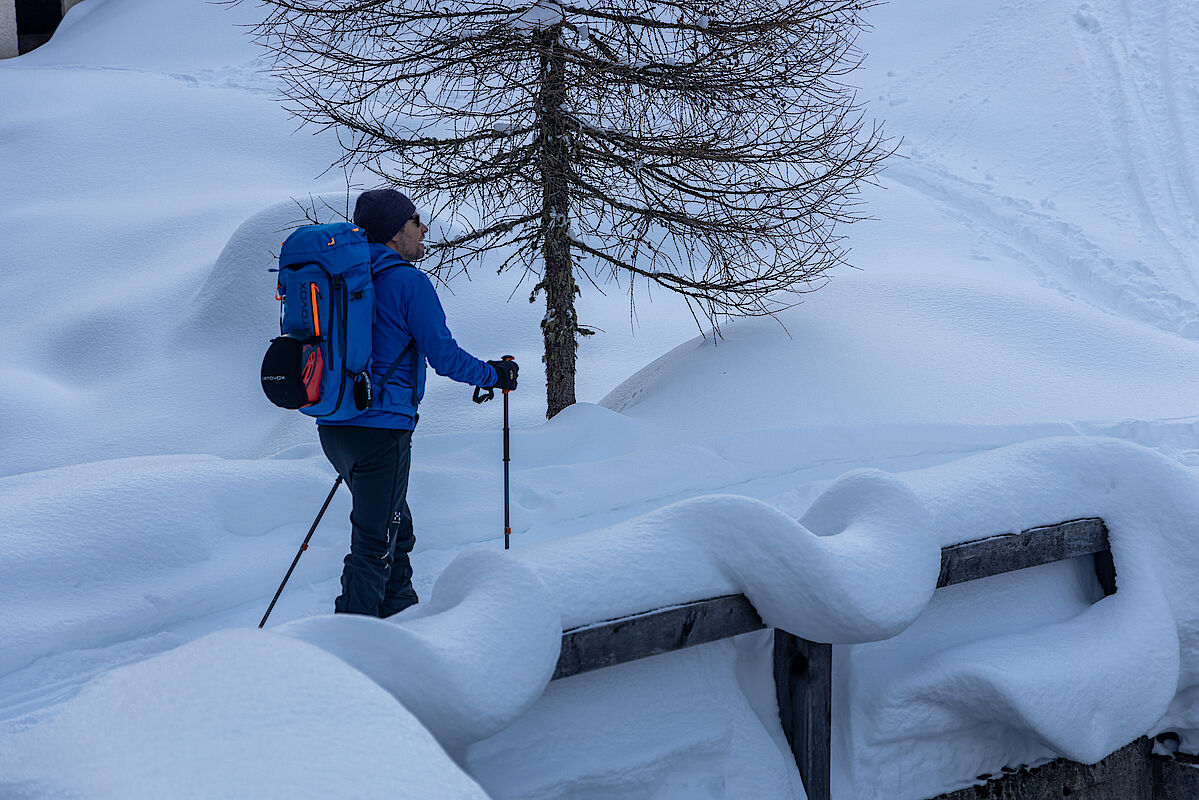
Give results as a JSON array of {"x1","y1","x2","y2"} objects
[{"x1": 318, "y1": 425, "x2": 419, "y2": 617}]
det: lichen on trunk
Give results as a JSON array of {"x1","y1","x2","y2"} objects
[{"x1": 536, "y1": 23, "x2": 578, "y2": 419}]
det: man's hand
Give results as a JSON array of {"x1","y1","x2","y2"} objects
[{"x1": 488, "y1": 358, "x2": 519, "y2": 392}]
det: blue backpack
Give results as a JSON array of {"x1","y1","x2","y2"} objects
[{"x1": 260, "y1": 222, "x2": 409, "y2": 420}]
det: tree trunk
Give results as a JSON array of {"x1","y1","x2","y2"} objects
[{"x1": 535, "y1": 24, "x2": 577, "y2": 419}]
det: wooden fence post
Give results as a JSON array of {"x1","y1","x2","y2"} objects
[
  {"x1": 1094, "y1": 549, "x2": 1118, "y2": 597},
  {"x1": 775, "y1": 630, "x2": 833, "y2": 800}
]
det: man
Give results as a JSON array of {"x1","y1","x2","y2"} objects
[{"x1": 318, "y1": 188, "x2": 518, "y2": 617}]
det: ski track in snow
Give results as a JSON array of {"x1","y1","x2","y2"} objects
[
  {"x1": 888, "y1": 157, "x2": 1199, "y2": 338},
  {"x1": 3, "y1": 56, "x2": 284, "y2": 96},
  {"x1": 1072, "y1": 0, "x2": 1199, "y2": 287},
  {"x1": 879, "y1": 0, "x2": 1199, "y2": 340}
]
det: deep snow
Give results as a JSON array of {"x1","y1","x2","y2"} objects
[{"x1": 2, "y1": 0, "x2": 1199, "y2": 798}]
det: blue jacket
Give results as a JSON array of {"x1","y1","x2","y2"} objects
[{"x1": 319, "y1": 244, "x2": 498, "y2": 430}]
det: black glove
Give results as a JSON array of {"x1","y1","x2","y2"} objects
[{"x1": 488, "y1": 358, "x2": 519, "y2": 392}]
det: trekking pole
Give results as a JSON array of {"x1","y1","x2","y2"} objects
[
  {"x1": 473, "y1": 355, "x2": 516, "y2": 549},
  {"x1": 503, "y1": 372, "x2": 512, "y2": 550},
  {"x1": 258, "y1": 475, "x2": 343, "y2": 629}
]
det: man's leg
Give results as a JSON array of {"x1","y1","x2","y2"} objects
[
  {"x1": 380, "y1": 497, "x2": 418, "y2": 617},
  {"x1": 319, "y1": 425, "x2": 408, "y2": 616},
  {"x1": 380, "y1": 435, "x2": 419, "y2": 617}
]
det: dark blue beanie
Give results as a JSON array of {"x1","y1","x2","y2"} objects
[{"x1": 353, "y1": 189, "x2": 416, "y2": 245}]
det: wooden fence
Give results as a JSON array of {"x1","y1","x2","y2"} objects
[{"x1": 550, "y1": 517, "x2": 1117, "y2": 800}]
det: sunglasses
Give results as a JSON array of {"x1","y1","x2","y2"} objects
[{"x1": 409, "y1": 213, "x2": 422, "y2": 227}]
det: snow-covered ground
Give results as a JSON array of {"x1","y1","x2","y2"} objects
[{"x1": 2, "y1": 0, "x2": 1199, "y2": 798}]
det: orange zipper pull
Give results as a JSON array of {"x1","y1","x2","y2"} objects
[{"x1": 310, "y1": 283, "x2": 321, "y2": 338}]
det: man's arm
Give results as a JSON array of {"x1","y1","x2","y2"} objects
[{"x1": 404, "y1": 270, "x2": 499, "y2": 387}]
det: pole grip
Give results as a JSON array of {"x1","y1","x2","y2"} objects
[{"x1": 501, "y1": 354, "x2": 515, "y2": 394}]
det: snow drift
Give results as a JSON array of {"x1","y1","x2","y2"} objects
[
  {"x1": 7, "y1": 437, "x2": 1199, "y2": 800},
  {"x1": 0, "y1": 628, "x2": 491, "y2": 799}
]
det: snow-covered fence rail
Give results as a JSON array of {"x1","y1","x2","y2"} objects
[
  {"x1": 553, "y1": 593, "x2": 764, "y2": 680},
  {"x1": 552, "y1": 517, "x2": 1116, "y2": 800}
]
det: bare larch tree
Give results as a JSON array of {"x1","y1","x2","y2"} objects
[{"x1": 253, "y1": 0, "x2": 890, "y2": 418}]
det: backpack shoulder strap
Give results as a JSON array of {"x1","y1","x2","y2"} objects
[
  {"x1": 369, "y1": 250, "x2": 421, "y2": 409},
  {"x1": 371, "y1": 250, "x2": 414, "y2": 279},
  {"x1": 378, "y1": 339, "x2": 416, "y2": 386},
  {"x1": 376, "y1": 339, "x2": 419, "y2": 410}
]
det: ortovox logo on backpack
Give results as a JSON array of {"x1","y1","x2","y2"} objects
[
  {"x1": 260, "y1": 222, "x2": 378, "y2": 420},
  {"x1": 261, "y1": 332, "x2": 323, "y2": 408}
]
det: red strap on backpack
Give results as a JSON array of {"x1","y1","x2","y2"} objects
[{"x1": 301, "y1": 344, "x2": 324, "y2": 405}]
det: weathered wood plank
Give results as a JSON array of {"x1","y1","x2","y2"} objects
[
  {"x1": 927, "y1": 737, "x2": 1199, "y2": 800},
  {"x1": 938, "y1": 517, "x2": 1110, "y2": 588},
  {"x1": 1155, "y1": 748, "x2": 1199, "y2": 800},
  {"x1": 553, "y1": 519, "x2": 1114, "y2": 681},
  {"x1": 774, "y1": 631, "x2": 832, "y2": 800},
  {"x1": 553, "y1": 594, "x2": 764, "y2": 681},
  {"x1": 930, "y1": 736, "x2": 1153, "y2": 800}
]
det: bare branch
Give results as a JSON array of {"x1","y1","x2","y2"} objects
[{"x1": 249, "y1": 0, "x2": 892, "y2": 416}]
